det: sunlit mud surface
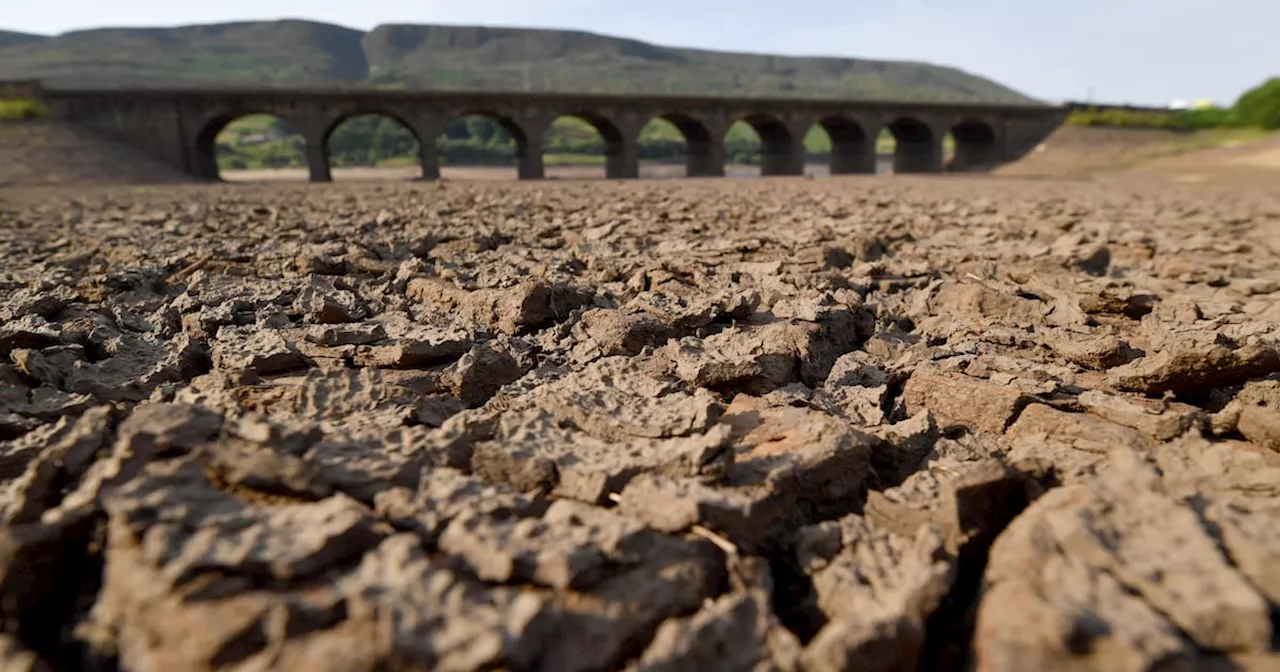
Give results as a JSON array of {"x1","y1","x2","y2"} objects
[{"x1": 1, "y1": 175, "x2": 1278, "y2": 671}]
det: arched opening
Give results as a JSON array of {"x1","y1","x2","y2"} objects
[
  {"x1": 727, "y1": 114, "x2": 799, "y2": 177},
  {"x1": 637, "y1": 118, "x2": 688, "y2": 179},
  {"x1": 197, "y1": 113, "x2": 307, "y2": 182},
  {"x1": 543, "y1": 114, "x2": 623, "y2": 180},
  {"x1": 886, "y1": 118, "x2": 941, "y2": 174},
  {"x1": 808, "y1": 117, "x2": 875, "y2": 175},
  {"x1": 324, "y1": 113, "x2": 422, "y2": 181},
  {"x1": 646, "y1": 114, "x2": 719, "y2": 178},
  {"x1": 436, "y1": 113, "x2": 527, "y2": 181},
  {"x1": 945, "y1": 119, "x2": 998, "y2": 172}
]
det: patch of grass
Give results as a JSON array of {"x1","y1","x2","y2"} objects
[
  {"x1": 375, "y1": 155, "x2": 419, "y2": 168},
  {"x1": 0, "y1": 98, "x2": 47, "y2": 121},
  {"x1": 1068, "y1": 108, "x2": 1188, "y2": 130},
  {"x1": 545, "y1": 153, "x2": 605, "y2": 166},
  {"x1": 1167, "y1": 127, "x2": 1275, "y2": 152},
  {"x1": 1065, "y1": 106, "x2": 1255, "y2": 131}
]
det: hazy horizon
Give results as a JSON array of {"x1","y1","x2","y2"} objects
[{"x1": 4, "y1": 1, "x2": 1277, "y2": 107}]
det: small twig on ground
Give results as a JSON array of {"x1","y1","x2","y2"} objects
[
  {"x1": 166, "y1": 253, "x2": 213, "y2": 284},
  {"x1": 691, "y1": 524, "x2": 738, "y2": 556}
]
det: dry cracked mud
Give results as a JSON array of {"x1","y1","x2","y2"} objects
[{"x1": 1, "y1": 175, "x2": 1279, "y2": 671}]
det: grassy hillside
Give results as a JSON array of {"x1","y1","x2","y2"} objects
[
  {"x1": 0, "y1": 20, "x2": 1036, "y2": 102},
  {"x1": 0, "y1": 21, "x2": 367, "y2": 87},
  {"x1": 358, "y1": 24, "x2": 1031, "y2": 101}
]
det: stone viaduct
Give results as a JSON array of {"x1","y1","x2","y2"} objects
[{"x1": 38, "y1": 86, "x2": 1068, "y2": 182}]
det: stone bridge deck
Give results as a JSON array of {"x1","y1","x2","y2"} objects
[{"x1": 38, "y1": 86, "x2": 1068, "y2": 182}]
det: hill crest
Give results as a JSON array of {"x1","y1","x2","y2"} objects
[{"x1": 0, "y1": 20, "x2": 1035, "y2": 103}]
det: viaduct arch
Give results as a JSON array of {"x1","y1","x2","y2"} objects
[{"x1": 39, "y1": 86, "x2": 1067, "y2": 182}]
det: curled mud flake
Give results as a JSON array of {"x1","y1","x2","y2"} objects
[{"x1": 1108, "y1": 342, "x2": 1280, "y2": 396}]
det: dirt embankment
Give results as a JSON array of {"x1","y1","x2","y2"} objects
[
  {"x1": 0, "y1": 121, "x2": 192, "y2": 187},
  {"x1": 998, "y1": 124, "x2": 1280, "y2": 183},
  {"x1": 0, "y1": 176, "x2": 1278, "y2": 671}
]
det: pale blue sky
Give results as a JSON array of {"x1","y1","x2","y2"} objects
[{"x1": 5, "y1": 0, "x2": 1276, "y2": 106}]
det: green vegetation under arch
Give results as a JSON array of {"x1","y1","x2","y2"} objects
[{"x1": 213, "y1": 114, "x2": 957, "y2": 171}]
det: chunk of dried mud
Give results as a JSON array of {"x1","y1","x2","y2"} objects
[
  {"x1": 373, "y1": 468, "x2": 542, "y2": 542},
  {"x1": 569, "y1": 308, "x2": 678, "y2": 362},
  {"x1": 407, "y1": 277, "x2": 593, "y2": 335},
  {"x1": 301, "y1": 427, "x2": 432, "y2": 503},
  {"x1": 1077, "y1": 389, "x2": 1203, "y2": 441},
  {"x1": 303, "y1": 322, "x2": 386, "y2": 347},
  {"x1": 444, "y1": 341, "x2": 531, "y2": 407},
  {"x1": 975, "y1": 475, "x2": 1273, "y2": 671},
  {"x1": 532, "y1": 356, "x2": 723, "y2": 442},
  {"x1": 1050, "y1": 332, "x2": 1142, "y2": 371},
  {"x1": 796, "y1": 515, "x2": 953, "y2": 672},
  {"x1": 0, "y1": 315, "x2": 60, "y2": 357},
  {"x1": 42, "y1": 403, "x2": 224, "y2": 523},
  {"x1": 536, "y1": 527, "x2": 725, "y2": 672},
  {"x1": 663, "y1": 303, "x2": 872, "y2": 392},
  {"x1": 1109, "y1": 342, "x2": 1280, "y2": 396},
  {"x1": 631, "y1": 577, "x2": 799, "y2": 672},
  {"x1": 64, "y1": 332, "x2": 208, "y2": 401},
  {"x1": 1004, "y1": 404, "x2": 1154, "y2": 483},
  {"x1": 101, "y1": 458, "x2": 384, "y2": 583},
  {"x1": 340, "y1": 534, "x2": 557, "y2": 672},
  {"x1": 903, "y1": 367, "x2": 1031, "y2": 436},
  {"x1": 352, "y1": 318, "x2": 472, "y2": 368},
  {"x1": 817, "y1": 351, "x2": 893, "y2": 426},
  {"x1": 617, "y1": 397, "x2": 876, "y2": 550},
  {"x1": 1077, "y1": 287, "x2": 1158, "y2": 319},
  {"x1": 439, "y1": 499, "x2": 657, "y2": 590},
  {"x1": 0, "y1": 405, "x2": 116, "y2": 524},
  {"x1": 1232, "y1": 379, "x2": 1280, "y2": 450},
  {"x1": 471, "y1": 408, "x2": 734, "y2": 505},
  {"x1": 865, "y1": 456, "x2": 1048, "y2": 559},
  {"x1": 293, "y1": 275, "x2": 367, "y2": 324},
  {"x1": 210, "y1": 327, "x2": 309, "y2": 376}
]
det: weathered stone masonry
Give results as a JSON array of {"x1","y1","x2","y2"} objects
[{"x1": 38, "y1": 86, "x2": 1068, "y2": 181}]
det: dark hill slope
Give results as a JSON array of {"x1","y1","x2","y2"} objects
[
  {"x1": 0, "y1": 30, "x2": 44, "y2": 49},
  {"x1": 360, "y1": 24, "x2": 1030, "y2": 101},
  {"x1": 0, "y1": 20, "x2": 367, "y2": 87},
  {"x1": 0, "y1": 20, "x2": 1035, "y2": 102}
]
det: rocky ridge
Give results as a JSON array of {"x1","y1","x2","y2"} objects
[{"x1": 0, "y1": 176, "x2": 1278, "y2": 671}]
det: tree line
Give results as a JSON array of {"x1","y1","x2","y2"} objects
[{"x1": 1067, "y1": 77, "x2": 1280, "y2": 130}]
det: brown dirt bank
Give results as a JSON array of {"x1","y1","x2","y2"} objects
[
  {"x1": 0, "y1": 175, "x2": 1278, "y2": 671},
  {"x1": 0, "y1": 121, "x2": 191, "y2": 187},
  {"x1": 997, "y1": 125, "x2": 1280, "y2": 184}
]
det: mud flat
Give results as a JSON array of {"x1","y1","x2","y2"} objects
[{"x1": 1, "y1": 174, "x2": 1279, "y2": 671}]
